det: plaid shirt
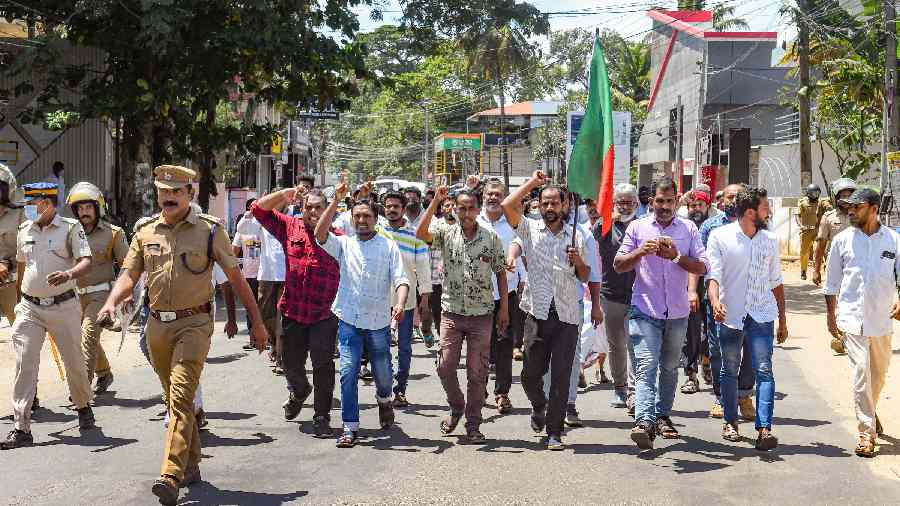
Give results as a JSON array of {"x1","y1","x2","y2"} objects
[{"x1": 252, "y1": 203, "x2": 340, "y2": 325}]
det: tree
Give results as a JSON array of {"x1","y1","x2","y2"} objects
[
  {"x1": 461, "y1": 24, "x2": 537, "y2": 187},
  {"x1": 711, "y1": 3, "x2": 750, "y2": 31},
  {"x1": 2, "y1": 1, "x2": 373, "y2": 225}
]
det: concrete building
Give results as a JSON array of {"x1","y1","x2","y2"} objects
[{"x1": 638, "y1": 9, "x2": 795, "y2": 194}]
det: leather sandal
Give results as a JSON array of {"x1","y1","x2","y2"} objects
[
  {"x1": 855, "y1": 434, "x2": 875, "y2": 457},
  {"x1": 151, "y1": 475, "x2": 179, "y2": 506},
  {"x1": 440, "y1": 413, "x2": 463, "y2": 434},
  {"x1": 335, "y1": 430, "x2": 358, "y2": 448},
  {"x1": 495, "y1": 394, "x2": 512, "y2": 414}
]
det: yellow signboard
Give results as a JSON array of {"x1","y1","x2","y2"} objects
[
  {"x1": 888, "y1": 151, "x2": 900, "y2": 171},
  {"x1": 271, "y1": 135, "x2": 282, "y2": 155}
]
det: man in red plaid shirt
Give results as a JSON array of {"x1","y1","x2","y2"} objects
[{"x1": 252, "y1": 185, "x2": 341, "y2": 438}]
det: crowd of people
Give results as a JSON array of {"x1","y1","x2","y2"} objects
[{"x1": 0, "y1": 162, "x2": 896, "y2": 505}]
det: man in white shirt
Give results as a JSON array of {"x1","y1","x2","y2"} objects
[
  {"x1": 233, "y1": 198, "x2": 261, "y2": 346},
  {"x1": 315, "y1": 181, "x2": 409, "y2": 448},
  {"x1": 824, "y1": 188, "x2": 900, "y2": 458},
  {"x1": 238, "y1": 189, "x2": 286, "y2": 370},
  {"x1": 707, "y1": 187, "x2": 787, "y2": 451}
]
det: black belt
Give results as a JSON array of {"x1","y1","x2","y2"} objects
[
  {"x1": 150, "y1": 303, "x2": 212, "y2": 323},
  {"x1": 23, "y1": 290, "x2": 76, "y2": 307}
]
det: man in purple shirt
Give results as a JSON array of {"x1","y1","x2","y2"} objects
[{"x1": 614, "y1": 177, "x2": 709, "y2": 450}]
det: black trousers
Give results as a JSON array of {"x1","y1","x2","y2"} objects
[
  {"x1": 491, "y1": 291, "x2": 520, "y2": 395},
  {"x1": 281, "y1": 315, "x2": 338, "y2": 418},
  {"x1": 520, "y1": 307, "x2": 578, "y2": 437},
  {"x1": 244, "y1": 278, "x2": 259, "y2": 331},
  {"x1": 430, "y1": 284, "x2": 443, "y2": 335},
  {"x1": 683, "y1": 308, "x2": 704, "y2": 375}
]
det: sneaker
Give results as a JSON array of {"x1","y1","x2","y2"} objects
[
  {"x1": 423, "y1": 333, "x2": 435, "y2": 348},
  {"x1": 710, "y1": 399, "x2": 724, "y2": 418},
  {"x1": 830, "y1": 337, "x2": 846, "y2": 354},
  {"x1": 739, "y1": 396, "x2": 756, "y2": 421},
  {"x1": 547, "y1": 434, "x2": 565, "y2": 451},
  {"x1": 94, "y1": 373, "x2": 114, "y2": 394},
  {"x1": 630, "y1": 422, "x2": 655, "y2": 449},
  {"x1": 610, "y1": 390, "x2": 627, "y2": 408},
  {"x1": 394, "y1": 392, "x2": 409, "y2": 408},
  {"x1": 0, "y1": 429, "x2": 33, "y2": 450},
  {"x1": 359, "y1": 365, "x2": 373, "y2": 381},
  {"x1": 77, "y1": 406, "x2": 96, "y2": 430},
  {"x1": 530, "y1": 408, "x2": 546, "y2": 433},
  {"x1": 722, "y1": 422, "x2": 741, "y2": 442},
  {"x1": 513, "y1": 347, "x2": 523, "y2": 361},
  {"x1": 755, "y1": 428, "x2": 778, "y2": 451},
  {"x1": 578, "y1": 372, "x2": 587, "y2": 389},
  {"x1": 282, "y1": 393, "x2": 302, "y2": 421},
  {"x1": 242, "y1": 342, "x2": 257, "y2": 351},
  {"x1": 378, "y1": 400, "x2": 394, "y2": 429},
  {"x1": 312, "y1": 415, "x2": 333, "y2": 438},
  {"x1": 564, "y1": 405, "x2": 583, "y2": 428}
]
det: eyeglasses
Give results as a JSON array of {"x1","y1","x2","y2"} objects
[{"x1": 616, "y1": 200, "x2": 638, "y2": 207}]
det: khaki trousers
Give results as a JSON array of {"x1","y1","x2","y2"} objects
[
  {"x1": 147, "y1": 311, "x2": 212, "y2": 480},
  {"x1": 0, "y1": 282, "x2": 16, "y2": 324},
  {"x1": 436, "y1": 312, "x2": 492, "y2": 430},
  {"x1": 11, "y1": 297, "x2": 91, "y2": 431},
  {"x1": 80, "y1": 291, "x2": 112, "y2": 385},
  {"x1": 257, "y1": 280, "x2": 283, "y2": 348},
  {"x1": 799, "y1": 229, "x2": 817, "y2": 273},
  {"x1": 844, "y1": 332, "x2": 892, "y2": 438}
]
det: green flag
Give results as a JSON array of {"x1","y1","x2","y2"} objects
[{"x1": 568, "y1": 35, "x2": 615, "y2": 237}]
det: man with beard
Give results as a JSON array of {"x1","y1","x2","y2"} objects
[
  {"x1": 403, "y1": 186, "x2": 425, "y2": 229},
  {"x1": 814, "y1": 178, "x2": 857, "y2": 354},
  {"x1": 474, "y1": 178, "x2": 523, "y2": 414},
  {"x1": 379, "y1": 190, "x2": 431, "y2": 407},
  {"x1": 796, "y1": 183, "x2": 830, "y2": 280},
  {"x1": 681, "y1": 190, "x2": 713, "y2": 395},
  {"x1": 97, "y1": 165, "x2": 267, "y2": 503},
  {"x1": 316, "y1": 181, "x2": 409, "y2": 448},
  {"x1": 614, "y1": 177, "x2": 708, "y2": 450},
  {"x1": 2, "y1": 182, "x2": 96, "y2": 450},
  {"x1": 67, "y1": 182, "x2": 128, "y2": 394},
  {"x1": 416, "y1": 186, "x2": 508, "y2": 443},
  {"x1": 252, "y1": 186, "x2": 341, "y2": 438},
  {"x1": 595, "y1": 184, "x2": 639, "y2": 411},
  {"x1": 824, "y1": 188, "x2": 899, "y2": 457},
  {"x1": 700, "y1": 183, "x2": 756, "y2": 420},
  {"x1": 502, "y1": 170, "x2": 590, "y2": 451},
  {"x1": 636, "y1": 186, "x2": 651, "y2": 218},
  {"x1": 707, "y1": 187, "x2": 787, "y2": 450}
]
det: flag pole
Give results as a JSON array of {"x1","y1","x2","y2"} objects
[{"x1": 571, "y1": 191, "x2": 579, "y2": 249}]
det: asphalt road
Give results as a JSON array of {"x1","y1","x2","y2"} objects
[{"x1": 2, "y1": 295, "x2": 900, "y2": 505}]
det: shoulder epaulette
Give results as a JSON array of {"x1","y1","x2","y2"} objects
[
  {"x1": 60, "y1": 217, "x2": 80, "y2": 228},
  {"x1": 133, "y1": 213, "x2": 160, "y2": 233},
  {"x1": 109, "y1": 223, "x2": 124, "y2": 233},
  {"x1": 198, "y1": 213, "x2": 223, "y2": 226}
]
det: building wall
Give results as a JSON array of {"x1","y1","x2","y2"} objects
[{"x1": 756, "y1": 141, "x2": 882, "y2": 198}]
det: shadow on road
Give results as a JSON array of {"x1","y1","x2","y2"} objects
[
  {"x1": 202, "y1": 411, "x2": 257, "y2": 421},
  {"x1": 783, "y1": 284, "x2": 826, "y2": 316},
  {"x1": 635, "y1": 434, "x2": 852, "y2": 468},
  {"x1": 92, "y1": 393, "x2": 161, "y2": 410},
  {"x1": 200, "y1": 431, "x2": 275, "y2": 448},
  {"x1": 356, "y1": 426, "x2": 453, "y2": 454},
  {"x1": 34, "y1": 427, "x2": 138, "y2": 453},
  {"x1": 206, "y1": 353, "x2": 247, "y2": 365},
  {"x1": 182, "y1": 483, "x2": 308, "y2": 505},
  {"x1": 670, "y1": 410, "x2": 828, "y2": 427}
]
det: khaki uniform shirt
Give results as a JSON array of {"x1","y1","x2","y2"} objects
[
  {"x1": 16, "y1": 213, "x2": 92, "y2": 298},
  {"x1": 430, "y1": 220, "x2": 506, "y2": 317},
  {"x1": 0, "y1": 206, "x2": 24, "y2": 270},
  {"x1": 78, "y1": 221, "x2": 129, "y2": 288},
  {"x1": 816, "y1": 209, "x2": 850, "y2": 244},
  {"x1": 797, "y1": 197, "x2": 830, "y2": 231},
  {"x1": 122, "y1": 208, "x2": 238, "y2": 311}
]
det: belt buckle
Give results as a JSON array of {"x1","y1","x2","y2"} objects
[
  {"x1": 159, "y1": 311, "x2": 177, "y2": 322},
  {"x1": 39, "y1": 297, "x2": 54, "y2": 306}
]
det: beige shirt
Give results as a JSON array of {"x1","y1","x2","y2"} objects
[
  {"x1": 17, "y1": 213, "x2": 92, "y2": 298},
  {"x1": 817, "y1": 209, "x2": 850, "y2": 243},
  {"x1": 0, "y1": 206, "x2": 24, "y2": 268},
  {"x1": 123, "y1": 208, "x2": 238, "y2": 311},
  {"x1": 78, "y1": 220, "x2": 129, "y2": 288}
]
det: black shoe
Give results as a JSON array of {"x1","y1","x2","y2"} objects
[
  {"x1": 31, "y1": 396, "x2": 39, "y2": 412},
  {"x1": 94, "y1": 373, "x2": 114, "y2": 394},
  {"x1": 196, "y1": 409, "x2": 208, "y2": 430},
  {"x1": 630, "y1": 421, "x2": 655, "y2": 450},
  {"x1": 564, "y1": 405, "x2": 583, "y2": 428},
  {"x1": 242, "y1": 342, "x2": 256, "y2": 351},
  {"x1": 800, "y1": 271, "x2": 807, "y2": 280},
  {"x1": 151, "y1": 476, "x2": 179, "y2": 506},
  {"x1": 77, "y1": 406, "x2": 96, "y2": 430},
  {"x1": 547, "y1": 433, "x2": 565, "y2": 451},
  {"x1": 283, "y1": 385, "x2": 312, "y2": 421},
  {"x1": 530, "y1": 408, "x2": 546, "y2": 433},
  {"x1": 312, "y1": 415, "x2": 333, "y2": 438},
  {"x1": 359, "y1": 365, "x2": 373, "y2": 381},
  {"x1": 0, "y1": 429, "x2": 33, "y2": 450},
  {"x1": 378, "y1": 400, "x2": 394, "y2": 429}
]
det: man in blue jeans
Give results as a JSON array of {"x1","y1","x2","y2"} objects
[
  {"x1": 316, "y1": 180, "x2": 409, "y2": 448},
  {"x1": 614, "y1": 178, "x2": 709, "y2": 450},
  {"x1": 707, "y1": 187, "x2": 787, "y2": 451}
]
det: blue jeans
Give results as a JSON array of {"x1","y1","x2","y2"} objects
[
  {"x1": 338, "y1": 321, "x2": 393, "y2": 431},
  {"x1": 629, "y1": 306, "x2": 688, "y2": 425},
  {"x1": 707, "y1": 302, "x2": 754, "y2": 399},
  {"x1": 719, "y1": 317, "x2": 775, "y2": 429},
  {"x1": 394, "y1": 309, "x2": 414, "y2": 395}
]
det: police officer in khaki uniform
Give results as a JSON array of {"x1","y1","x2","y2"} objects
[
  {"x1": 796, "y1": 183, "x2": 831, "y2": 280},
  {"x1": 1, "y1": 182, "x2": 96, "y2": 450},
  {"x1": 67, "y1": 182, "x2": 129, "y2": 393},
  {"x1": 0, "y1": 163, "x2": 24, "y2": 323},
  {"x1": 813, "y1": 177, "x2": 857, "y2": 354},
  {"x1": 97, "y1": 165, "x2": 267, "y2": 506}
]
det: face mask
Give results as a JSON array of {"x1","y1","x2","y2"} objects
[{"x1": 24, "y1": 205, "x2": 38, "y2": 221}]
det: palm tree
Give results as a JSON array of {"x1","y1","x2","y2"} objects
[
  {"x1": 711, "y1": 2, "x2": 750, "y2": 30},
  {"x1": 613, "y1": 41, "x2": 651, "y2": 107},
  {"x1": 461, "y1": 24, "x2": 536, "y2": 187}
]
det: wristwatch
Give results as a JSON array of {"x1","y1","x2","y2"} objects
[{"x1": 671, "y1": 254, "x2": 682, "y2": 264}]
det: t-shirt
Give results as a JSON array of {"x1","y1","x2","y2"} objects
[
  {"x1": 594, "y1": 218, "x2": 636, "y2": 305},
  {"x1": 232, "y1": 232, "x2": 260, "y2": 278}
]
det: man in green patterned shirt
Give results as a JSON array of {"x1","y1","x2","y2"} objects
[{"x1": 416, "y1": 186, "x2": 508, "y2": 444}]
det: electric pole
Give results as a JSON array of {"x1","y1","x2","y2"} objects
[
  {"x1": 422, "y1": 102, "x2": 430, "y2": 183},
  {"x1": 797, "y1": 0, "x2": 813, "y2": 188},
  {"x1": 676, "y1": 95, "x2": 684, "y2": 188},
  {"x1": 883, "y1": 0, "x2": 898, "y2": 192}
]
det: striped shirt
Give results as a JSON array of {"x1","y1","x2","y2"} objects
[
  {"x1": 514, "y1": 216, "x2": 587, "y2": 326},
  {"x1": 379, "y1": 220, "x2": 432, "y2": 310}
]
